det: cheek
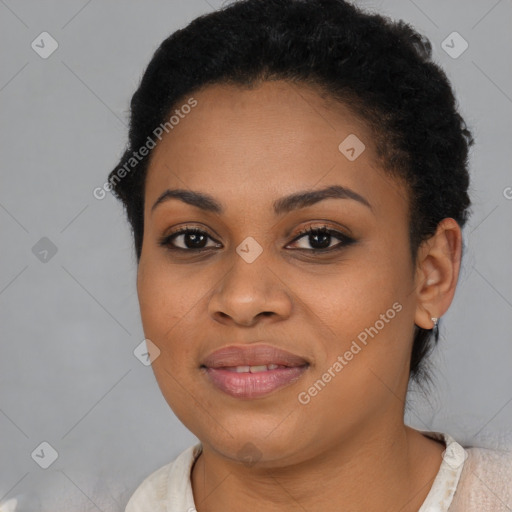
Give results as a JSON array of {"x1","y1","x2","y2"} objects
[
  {"x1": 138, "y1": 258, "x2": 194, "y2": 326},
  {"x1": 137, "y1": 263, "x2": 202, "y2": 413},
  {"x1": 136, "y1": 260, "x2": 216, "y2": 376},
  {"x1": 137, "y1": 262, "x2": 189, "y2": 355},
  {"x1": 302, "y1": 257, "x2": 409, "y2": 334},
  {"x1": 301, "y1": 247, "x2": 415, "y2": 380}
]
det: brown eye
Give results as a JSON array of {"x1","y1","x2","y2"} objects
[
  {"x1": 288, "y1": 226, "x2": 355, "y2": 252},
  {"x1": 159, "y1": 228, "x2": 221, "y2": 251}
]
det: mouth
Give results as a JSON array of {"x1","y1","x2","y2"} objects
[
  {"x1": 200, "y1": 344, "x2": 310, "y2": 399},
  {"x1": 215, "y1": 363, "x2": 291, "y2": 372}
]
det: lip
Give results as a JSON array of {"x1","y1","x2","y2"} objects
[
  {"x1": 201, "y1": 344, "x2": 309, "y2": 368},
  {"x1": 201, "y1": 344, "x2": 309, "y2": 399}
]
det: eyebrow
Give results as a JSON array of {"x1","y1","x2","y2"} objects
[{"x1": 151, "y1": 184, "x2": 372, "y2": 215}]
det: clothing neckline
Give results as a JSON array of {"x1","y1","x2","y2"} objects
[
  {"x1": 417, "y1": 431, "x2": 468, "y2": 511},
  {"x1": 175, "y1": 431, "x2": 468, "y2": 511}
]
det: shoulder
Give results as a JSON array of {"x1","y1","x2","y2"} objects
[
  {"x1": 451, "y1": 443, "x2": 512, "y2": 511},
  {"x1": 125, "y1": 443, "x2": 201, "y2": 512},
  {"x1": 124, "y1": 462, "x2": 173, "y2": 512}
]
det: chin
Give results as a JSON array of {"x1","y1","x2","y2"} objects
[{"x1": 188, "y1": 409, "x2": 310, "y2": 466}]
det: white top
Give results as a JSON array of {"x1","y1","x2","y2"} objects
[{"x1": 124, "y1": 431, "x2": 512, "y2": 512}]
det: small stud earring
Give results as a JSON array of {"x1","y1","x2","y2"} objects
[{"x1": 431, "y1": 317, "x2": 438, "y2": 331}]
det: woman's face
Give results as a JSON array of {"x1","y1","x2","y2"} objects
[{"x1": 137, "y1": 80, "x2": 422, "y2": 465}]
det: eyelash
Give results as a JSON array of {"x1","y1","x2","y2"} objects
[{"x1": 158, "y1": 225, "x2": 355, "y2": 254}]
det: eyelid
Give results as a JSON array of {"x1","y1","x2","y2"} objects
[
  {"x1": 159, "y1": 223, "x2": 356, "y2": 253},
  {"x1": 159, "y1": 225, "x2": 221, "y2": 250},
  {"x1": 286, "y1": 225, "x2": 355, "y2": 250}
]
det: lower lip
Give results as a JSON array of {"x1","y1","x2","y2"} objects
[{"x1": 204, "y1": 366, "x2": 308, "y2": 399}]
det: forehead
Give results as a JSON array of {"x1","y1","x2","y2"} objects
[{"x1": 144, "y1": 80, "x2": 406, "y2": 215}]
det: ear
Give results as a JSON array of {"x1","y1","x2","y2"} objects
[{"x1": 414, "y1": 218, "x2": 463, "y2": 330}]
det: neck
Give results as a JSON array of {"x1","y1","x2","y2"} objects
[{"x1": 191, "y1": 422, "x2": 445, "y2": 512}]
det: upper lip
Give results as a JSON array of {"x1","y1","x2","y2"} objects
[{"x1": 201, "y1": 344, "x2": 309, "y2": 368}]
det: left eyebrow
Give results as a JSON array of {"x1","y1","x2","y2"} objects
[
  {"x1": 150, "y1": 184, "x2": 372, "y2": 215},
  {"x1": 272, "y1": 185, "x2": 372, "y2": 215}
]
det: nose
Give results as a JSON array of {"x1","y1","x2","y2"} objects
[{"x1": 207, "y1": 252, "x2": 293, "y2": 327}]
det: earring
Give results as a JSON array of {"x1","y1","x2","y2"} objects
[{"x1": 431, "y1": 317, "x2": 438, "y2": 328}]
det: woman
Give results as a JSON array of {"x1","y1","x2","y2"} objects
[{"x1": 107, "y1": 0, "x2": 512, "y2": 510}]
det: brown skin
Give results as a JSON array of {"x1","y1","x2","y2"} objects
[{"x1": 136, "y1": 80, "x2": 462, "y2": 512}]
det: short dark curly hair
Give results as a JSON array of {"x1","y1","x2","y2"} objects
[{"x1": 107, "y1": 0, "x2": 473, "y2": 385}]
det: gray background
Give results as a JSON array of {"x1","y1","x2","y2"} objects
[{"x1": 1, "y1": 0, "x2": 511, "y2": 510}]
